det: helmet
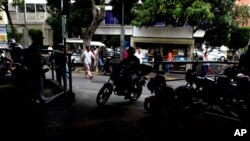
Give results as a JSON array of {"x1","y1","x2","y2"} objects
[
  {"x1": 10, "y1": 39, "x2": 16, "y2": 44},
  {"x1": 127, "y1": 47, "x2": 135, "y2": 55}
]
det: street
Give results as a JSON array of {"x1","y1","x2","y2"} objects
[{"x1": 42, "y1": 67, "x2": 249, "y2": 140}]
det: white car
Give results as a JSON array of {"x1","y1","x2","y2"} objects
[
  {"x1": 193, "y1": 49, "x2": 227, "y2": 61},
  {"x1": 207, "y1": 49, "x2": 227, "y2": 61}
]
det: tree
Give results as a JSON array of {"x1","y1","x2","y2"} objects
[
  {"x1": 129, "y1": 0, "x2": 241, "y2": 48},
  {"x1": 0, "y1": 0, "x2": 22, "y2": 40},
  {"x1": 46, "y1": 0, "x2": 105, "y2": 48},
  {"x1": 81, "y1": 0, "x2": 105, "y2": 47},
  {"x1": 46, "y1": 0, "x2": 71, "y2": 46}
]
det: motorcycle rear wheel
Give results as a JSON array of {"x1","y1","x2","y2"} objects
[{"x1": 96, "y1": 83, "x2": 113, "y2": 106}]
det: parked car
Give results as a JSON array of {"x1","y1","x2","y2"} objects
[
  {"x1": 193, "y1": 48, "x2": 227, "y2": 61},
  {"x1": 171, "y1": 55, "x2": 188, "y2": 71},
  {"x1": 207, "y1": 49, "x2": 227, "y2": 61}
]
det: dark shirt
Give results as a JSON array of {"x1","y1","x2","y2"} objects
[
  {"x1": 22, "y1": 43, "x2": 42, "y2": 75},
  {"x1": 153, "y1": 50, "x2": 162, "y2": 63},
  {"x1": 53, "y1": 51, "x2": 67, "y2": 69},
  {"x1": 120, "y1": 55, "x2": 140, "y2": 74}
]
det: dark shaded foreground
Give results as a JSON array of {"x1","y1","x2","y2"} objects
[{"x1": 0, "y1": 82, "x2": 249, "y2": 140}]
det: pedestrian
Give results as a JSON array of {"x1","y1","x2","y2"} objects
[
  {"x1": 47, "y1": 44, "x2": 53, "y2": 54},
  {"x1": 123, "y1": 46, "x2": 129, "y2": 59},
  {"x1": 91, "y1": 46, "x2": 98, "y2": 72},
  {"x1": 98, "y1": 46, "x2": 104, "y2": 73},
  {"x1": 165, "y1": 50, "x2": 173, "y2": 73},
  {"x1": 81, "y1": 46, "x2": 95, "y2": 79},
  {"x1": 135, "y1": 46, "x2": 144, "y2": 64},
  {"x1": 201, "y1": 52, "x2": 210, "y2": 76},
  {"x1": 9, "y1": 39, "x2": 22, "y2": 63},
  {"x1": 153, "y1": 49, "x2": 162, "y2": 73},
  {"x1": 22, "y1": 30, "x2": 45, "y2": 103},
  {"x1": 53, "y1": 43, "x2": 68, "y2": 87}
]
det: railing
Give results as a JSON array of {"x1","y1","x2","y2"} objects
[
  {"x1": 42, "y1": 49, "x2": 75, "y2": 102},
  {"x1": 151, "y1": 60, "x2": 239, "y2": 76}
]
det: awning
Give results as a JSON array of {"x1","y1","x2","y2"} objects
[{"x1": 131, "y1": 37, "x2": 194, "y2": 45}]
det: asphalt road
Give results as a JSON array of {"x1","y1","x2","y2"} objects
[
  {"x1": 42, "y1": 68, "x2": 249, "y2": 140},
  {"x1": 1, "y1": 67, "x2": 249, "y2": 140}
]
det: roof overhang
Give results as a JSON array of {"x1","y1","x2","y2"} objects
[{"x1": 132, "y1": 37, "x2": 194, "y2": 45}]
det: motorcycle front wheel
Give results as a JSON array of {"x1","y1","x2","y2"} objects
[
  {"x1": 96, "y1": 83, "x2": 113, "y2": 106},
  {"x1": 128, "y1": 83, "x2": 142, "y2": 101}
]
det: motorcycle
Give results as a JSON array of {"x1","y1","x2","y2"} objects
[
  {"x1": 144, "y1": 73, "x2": 193, "y2": 115},
  {"x1": 175, "y1": 67, "x2": 250, "y2": 122},
  {"x1": 96, "y1": 63, "x2": 152, "y2": 106},
  {"x1": 0, "y1": 56, "x2": 13, "y2": 84}
]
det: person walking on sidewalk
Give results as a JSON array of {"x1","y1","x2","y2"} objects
[
  {"x1": 165, "y1": 50, "x2": 173, "y2": 73},
  {"x1": 201, "y1": 52, "x2": 210, "y2": 76},
  {"x1": 82, "y1": 46, "x2": 95, "y2": 79}
]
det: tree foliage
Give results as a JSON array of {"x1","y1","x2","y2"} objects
[
  {"x1": 126, "y1": 0, "x2": 242, "y2": 47},
  {"x1": 229, "y1": 27, "x2": 250, "y2": 50},
  {"x1": 46, "y1": 0, "x2": 105, "y2": 47}
]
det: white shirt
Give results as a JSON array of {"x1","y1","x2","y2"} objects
[
  {"x1": 81, "y1": 50, "x2": 95, "y2": 65},
  {"x1": 135, "y1": 52, "x2": 144, "y2": 64}
]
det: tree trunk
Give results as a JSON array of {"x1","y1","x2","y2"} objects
[
  {"x1": 2, "y1": 2, "x2": 17, "y2": 40},
  {"x1": 82, "y1": 0, "x2": 105, "y2": 49}
]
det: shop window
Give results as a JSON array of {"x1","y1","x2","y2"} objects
[
  {"x1": 26, "y1": 4, "x2": 35, "y2": 13},
  {"x1": 36, "y1": 4, "x2": 45, "y2": 12}
]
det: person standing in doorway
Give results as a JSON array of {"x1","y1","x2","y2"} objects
[{"x1": 82, "y1": 46, "x2": 95, "y2": 79}]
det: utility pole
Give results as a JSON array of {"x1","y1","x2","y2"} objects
[
  {"x1": 23, "y1": 0, "x2": 28, "y2": 48},
  {"x1": 120, "y1": 0, "x2": 125, "y2": 61},
  {"x1": 61, "y1": 0, "x2": 66, "y2": 43}
]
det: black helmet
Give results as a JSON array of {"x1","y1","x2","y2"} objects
[{"x1": 127, "y1": 47, "x2": 135, "y2": 55}]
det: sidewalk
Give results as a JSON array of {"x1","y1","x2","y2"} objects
[{"x1": 75, "y1": 68, "x2": 186, "y2": 81}]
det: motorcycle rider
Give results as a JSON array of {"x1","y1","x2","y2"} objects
[{"x1": 118, "y1": 47, "x2": 140, "y2": 98}]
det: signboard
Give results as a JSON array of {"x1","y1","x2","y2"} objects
[{"x1": 0, "y1": 24, "x2": 8, "y2": 48}]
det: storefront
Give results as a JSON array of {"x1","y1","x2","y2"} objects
[{"x1": 131, "y1": 26, "x2": 195, "y2": 62}]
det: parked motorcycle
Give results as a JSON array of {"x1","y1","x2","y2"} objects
[
  {"x1": 0, "y1": 56, "x2": 13, "y2": 84},
  {"x1": 175, "y1": 67, "x2": 250, "y2": 122},
  {"x1": 96, "y1": 63, "x2": 152, "y2": 106},
  {"x1": 144, "y1": 73, "x2": 193, "y2": 115}
]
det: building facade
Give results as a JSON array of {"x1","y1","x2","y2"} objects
[
  {"x1": 95, "y1": 0, "x2": 195, "y2": 62},
  {"x1": 8, "y1": 0, "x2": 53, "y2": 47}
]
